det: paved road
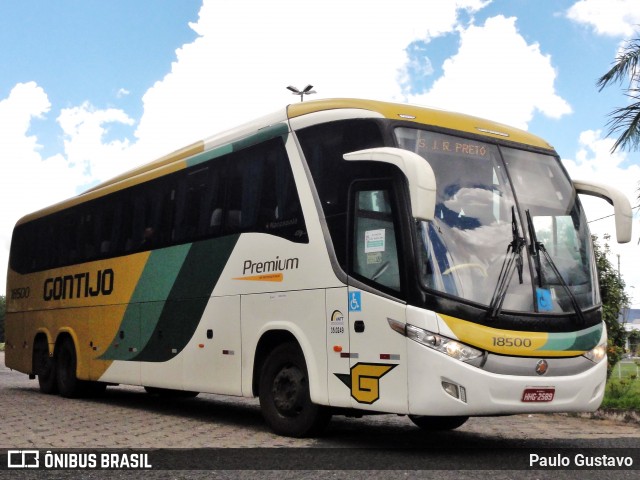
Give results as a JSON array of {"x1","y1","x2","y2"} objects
[{"x1": 1, "y1": 352, "x2": 638, "y2": 478}]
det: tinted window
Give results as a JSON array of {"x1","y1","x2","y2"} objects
[
  {"x1": 296, "y1": 119, "x2": 391, "y2": 267},
  {"x1": 352, "y1": 188, "x2": 401, "y2": 292},
  {"x1": 10, "y1": 136, "x2": 307, "y2": 274}
]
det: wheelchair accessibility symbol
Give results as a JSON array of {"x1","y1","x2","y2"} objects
[
  {"x1": 349, "y1": 291, "x2": 362, "y2": 312},
  {"x1": 536, "y1": 288, "x2": 553, "y2": 312}
]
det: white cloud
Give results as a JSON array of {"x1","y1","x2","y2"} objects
[
  {"x1": 0, "y1": 83, "x2": 80, "y2": 291},
  {"x1": 116, "y1": 88, "x2": 130, "y2": 98},
  {"x1": 57, "y1": 102, "x2": 135, "y2": 185},
  {"x1": 562, "y1": 129, "x2": 640, "y2": 302},
  {"x1": 133, "y1": 0, "x2": 492, "y2": 156},
  {"x1": 407, "y1": 15, "x2": 572, "y2": 129},
  {"x1": 1, "y1": 1, "x2": 497, "y2": 293},
  {"x1": 567, "y1": 0, "x2": 640, "y2": 37}
]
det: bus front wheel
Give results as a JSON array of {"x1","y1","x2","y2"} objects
[
  {"x1": 409, "y1": 415, "x2": 469, "y2": 431},
  {"x1": 259, "y1": 343, "x2": 331, "y2": 437}
]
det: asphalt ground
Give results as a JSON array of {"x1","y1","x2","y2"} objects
[{"x1": 1, "y1": 351, "x2": 638, "y2": 479}]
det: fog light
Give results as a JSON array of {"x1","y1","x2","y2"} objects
[
  {"x1": 442, "y1": 381, "x2": 458, "y2": 399},
  {"x1": 442, "y1": 381, "x2": 467, "y2": 403}
]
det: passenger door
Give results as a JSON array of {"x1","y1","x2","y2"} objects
[{"x1": 346, "y1": 182, "x2": 408, "y2": 414}]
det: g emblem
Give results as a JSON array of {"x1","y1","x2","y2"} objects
[{"x1": 335, "y1": 363, "x2": 396, "y2": 404}]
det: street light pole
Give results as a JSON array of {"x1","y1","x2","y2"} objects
[{"x1": 286, "y1": 84, "x2": 316, "y2": 102}]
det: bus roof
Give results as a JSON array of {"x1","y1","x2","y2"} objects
[
  {"x1": 17, "y1": 99, "x2": 555, "y2": 225},
  {"x1": 288, "y1": 98, "x2": 555, "y2": 151}
]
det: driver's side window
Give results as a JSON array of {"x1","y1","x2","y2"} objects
[{"x1": 352, "y1": 188, "x2": 401, "y2": 292}]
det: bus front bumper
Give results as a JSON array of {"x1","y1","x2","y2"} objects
[{"x1": 407, "y1": 341, "x2": 607, "y2": 417}]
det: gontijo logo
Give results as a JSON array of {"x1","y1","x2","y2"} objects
[{"x1": 335, "y1": 363, "x2": 397, "y2": 404}]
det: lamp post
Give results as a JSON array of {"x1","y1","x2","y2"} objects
[{"x1": 286, "y1": 85, "x2": 316, "y2": 102}]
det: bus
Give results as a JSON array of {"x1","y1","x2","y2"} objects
[{"x1": 5, "y1": 98, "x2": 633, "y2": 437}]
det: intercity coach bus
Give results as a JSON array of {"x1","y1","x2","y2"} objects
[{"x1": 5, "y1": 99, "x2": 633, "y2": 437}]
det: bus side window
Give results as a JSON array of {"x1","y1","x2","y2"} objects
[
  {"x1": 351, "y1": 187, "x2": 401, "y2": 292},
  {"x1": 223, "y1": 137, "x2": 307, "y2": 242}
]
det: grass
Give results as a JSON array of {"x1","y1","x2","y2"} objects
[
  {"x1": 610, "y1": 360, "x2": 640, "y2": 379},
  {"x1": 602, "y1": 360, "x2": 640, "y2": 410}
]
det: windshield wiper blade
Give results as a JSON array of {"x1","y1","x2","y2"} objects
[
  {"x1": 526, "y1": 210, "x2": 543, "y2": 288},
  {"x1": 525, "y1": 210, "x2": 586, "y2": 325},
  {"x1": 487, "y1": 207, "x2": 525, "y2": 320}
]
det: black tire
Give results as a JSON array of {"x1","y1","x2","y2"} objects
[
  {"x1": 33, "y1": 338, "x2": 57, "y2": 394},
  {"x1": 55, "y1": 337, "x2": 83, "y2": 398},
  {"x1": 259, "y1": 342, "x2": 331, "y2": 437},
  {"x1": 409, "y1": 415, "x2": 469, "y2": 431},
  {"x1": 144, "y1": 386, "x2": 199, "y2": 398}
]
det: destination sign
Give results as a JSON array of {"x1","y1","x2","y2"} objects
[{"x1": 413, "y1": 132, "x2": 491, "y2": 159}]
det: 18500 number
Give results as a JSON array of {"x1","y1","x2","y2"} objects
[
  {"x1": 11, "y1": 287, "x2": 30, "y2": 300},
  {"x1": 492, "y1": 336, "x2": 532, "y2": 348}
]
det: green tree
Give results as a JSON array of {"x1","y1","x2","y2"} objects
[
  {"x1": 628, "y1": 329, "x2": 640, "y2": 356},
  {"x1": 597, "y1": 32, "x2": 640, "y2": 152},
  {"x1": 593, "y1": 235, "x2": 629, "y2": 376}
]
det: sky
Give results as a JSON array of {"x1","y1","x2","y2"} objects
[{"x1": 1, "y1": 0, "x2": 639, "y2": 308}]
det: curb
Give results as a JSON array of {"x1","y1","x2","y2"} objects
[{"x1": 559, "y1": 409, "x2": 640, "y2": 424}]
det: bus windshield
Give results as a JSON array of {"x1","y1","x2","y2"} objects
[{"x1": 395, "y1": 127, "x2": 598, "y2": 314}]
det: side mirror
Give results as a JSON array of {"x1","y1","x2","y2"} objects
[
  {"x1": 343, "y1": 147, "x2": 437, "y2": 222},
  {"x1": 573, "y1": 179, "x2": 633, "y2": 243}
]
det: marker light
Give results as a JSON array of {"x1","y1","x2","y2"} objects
[
  {"x1": 404, "y1": 324, "x2": 483, "y2": 363},
  {"x1": 583, "y1": 342, "x2": 607, "y2": 364}
]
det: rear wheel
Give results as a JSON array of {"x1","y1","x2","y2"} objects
[
  {"x1": 55, "y1": 337, "x2": 107, "y2": 398},
  {"x1": 409, "y1": 415, "x2": 469, "y2": 431},
  {"x1": 259, "y1": 342, "x2": 331, "y2": 437},
  {"x1": 56, "y1": 337, "x2": 82, "y2": 398},
  {"x1": 34, "y1": 338, "x2": 57, "y2": 394}
]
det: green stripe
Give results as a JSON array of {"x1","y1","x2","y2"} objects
[
  {"x1": 100, "y1": 244, "x2": 191, "y2": 361},
  {"x1": 231, "y1": 123, "x2": 289, "y2": 151},
  {"x1": 133, "y1": 234, "x2": 240, "y2": 362},
  {"x1": 186, "y1": 123, "x2": 289, "y2": 168},
  {"x1": 186, "y1": 144, "x2": 233, "y2": 168},
  {"x1": 539, "y1": 323, "x2": 602, "y2": 352}
]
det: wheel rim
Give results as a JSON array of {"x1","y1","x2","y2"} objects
[{"x1": 271, "y1": 365, "x2": 306, "y2": 417}]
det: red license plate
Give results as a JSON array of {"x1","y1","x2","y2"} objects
[{"x1": 521, "y1": 387, "x2": 555, "y2": 402}]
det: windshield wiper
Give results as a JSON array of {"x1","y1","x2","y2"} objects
[
  {"x1": 525, "y1": 210, "x2": 586, "y2": 325},
  {"x1": 487, "y1": 207, "x2": 526, "y2": 320}
]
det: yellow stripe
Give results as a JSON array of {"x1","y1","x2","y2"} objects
[
  {"x1": 440, "y1": 314, "x2": 582, "y2": 357},
  {"x1": 16, "y1": 141, "x2": 204, "y2": 224},
  {"x1": 7, "y1": 252, "x2": 151, "y2": 379},
  {"x1": 288, "y1": 99, "x2": 554, "y2": 150}
]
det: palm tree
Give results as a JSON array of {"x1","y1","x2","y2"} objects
[{"x1": 597, "y1": 34, "x2": 640, "y2": 152}]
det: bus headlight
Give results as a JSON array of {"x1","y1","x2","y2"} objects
[
  {"x1": 583, "y1": 342, "x2": 607, "y2": 364},
  {"x1": 405, "y1": 324, "x2": 483, "y2": 363}
]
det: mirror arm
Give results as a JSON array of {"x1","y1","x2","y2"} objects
[{"x1": 343, "y1": 147, "x2": 436, "y2": 221}]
